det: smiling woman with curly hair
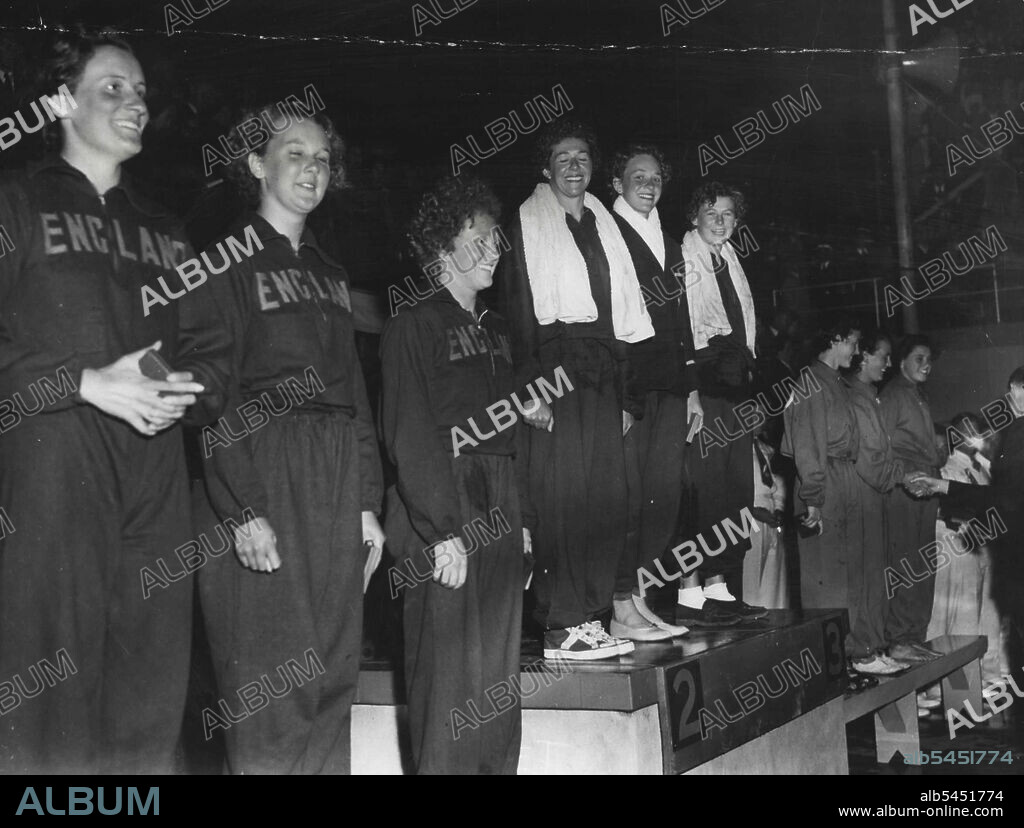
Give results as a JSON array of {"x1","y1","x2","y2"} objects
[{"x1": 383, "y1": 174, "x2": 534, "y2": 774}]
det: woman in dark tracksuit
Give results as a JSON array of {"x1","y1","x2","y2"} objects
[
  {"x1": 383, "y1": 176, "x2": 532, "y2": 774},
  {"x1": 880, "y1": 334, "x2": 942, "y2": 664},
  {"x1": 498, "y1": 120, "x2": 653, "y2": 660},
  {"x1": 0, "y1": 32, "x2": 203, "y2": 773},
  {"x1": 610, "y1": 144, "x2": 695, "y2": 640},
  {"x1": 178, "y1": 107, "x2": 384, "y2": 774}
]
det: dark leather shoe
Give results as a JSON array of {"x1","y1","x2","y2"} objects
[
  {"x1": 704, "y1": 597, "x2": 769, "y2": 619},
  {"x1": 676, "y1": 602, "x2": 742, "y2": 627}
]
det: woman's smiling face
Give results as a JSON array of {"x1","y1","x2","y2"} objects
[
  {"x1": 544, "y1": 137, "x2": 592, "y2": 200},
  {"x1": 60, "y1": 45, "x2": 148, "y2": 164}
]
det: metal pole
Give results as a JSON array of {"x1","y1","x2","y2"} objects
[
  {"x1": 873, "y1": 278, "x2": 880, "y2": 327},
  {"x1": 882, "y1": 0, "x2": 919, "y2": 334},
  {"x1": 993, "y1": 265, "x2": 1001, "y2": 324}
]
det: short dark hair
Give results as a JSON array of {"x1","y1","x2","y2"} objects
[
  {"x1": 39, "y1": 27, "x2": 135, "y2": 96},
  {"x1": 407, "y1": 175, "x2": 502, "y2": 269},
  {"x1": 222, "y1": 104, "x2": 346, "y2": 204},
  {"x1": 810, "y1": 315, "x2": 861, "y2": 357},
  {"x1": 895, "y1": 333, "x2": 934, "y2": 366},
  {"x1": 533, "y1": 119, "x2": 600, "y2": 176},
  {"x1": 686, "y1": 181, "x2": 747, "y2": 225},
  {"x1": 36, "y1": 28, "x2": 135, "y2": 151},
  {"x1": 849, "y1": 327, "x2": 891, "y2": 373},
  {"x1": 1008, "y1": 366, "x2": 1024, "y2": 388},
  {"x1": 610, "y1": 144, "x2": 672, "y2": 187}
]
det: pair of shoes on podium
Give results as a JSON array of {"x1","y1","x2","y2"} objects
[{"x1": 543, "y1": 621, "x2": 633, "y2": 661}]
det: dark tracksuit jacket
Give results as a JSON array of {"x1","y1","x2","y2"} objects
[
  {"x1": 880, "y1": 374, "x2": 940, "y2": 645},
  {"x1": 613, "y1": 214, "x2": 700, "y2": 596},
  {"x1": 846, "y1": 376, "x2": 904, "y2": 656},
  {"x1": 782, "y1": 362, "x2": 863, "y2": 654},
  {"x1": 382, "y1": 289, "x2": 532, "y2": 775},
  {"x1": 0, "y1": 158, "x2": 194, "y2": 774},
  {"x1": 498, "y1": 208, "x2": 631, "y2": 630},
  {"x1": 178, "y1": 212, "x2": 383, "y2": 775}
]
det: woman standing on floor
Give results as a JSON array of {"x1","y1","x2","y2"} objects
[
  {"x1": 0, "y1": 30, "x2": 204, "y2": 774},
  {"x1": 382, "y1": 175, "x2": 534, "y2": 774},
  {"x1": 179, "y1": 104, "x2": 384, "y2": 774}
]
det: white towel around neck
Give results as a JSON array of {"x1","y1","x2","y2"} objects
[
  {"x1": 612, "y1": 195, "x2": 666, "y2": 269},
  {"x1": 681, "y1": 228, "x2": 756, "y2": 354},
  {"x1": 519, "y1": 183, "x2": 654, "y2": 343}
]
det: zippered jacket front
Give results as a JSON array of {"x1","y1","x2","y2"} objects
[{"x1": 0, "y1": 157, "x2": 192, "y2": 412}]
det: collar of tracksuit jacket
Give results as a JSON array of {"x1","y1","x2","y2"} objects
[
  {"x1": 235, "y1": 210, "x2": 345, "y2": 271},
  {"x1": 26, "y1": 155, "x2": 173, "y2": 219}
]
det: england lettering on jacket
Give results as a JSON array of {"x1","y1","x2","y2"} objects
[
  {"x1": 255, "y1": 266, "x2": 351, "y2": 313},
  {"x1": 451, "y1": 365, "x2": 574, "y2": 457},
  {"x1": 143, "y1": 224, "x2": 264, "y2": 317},
  {"x1": 446, "y1": 323, "x2": 512, "y2": 364},
  {"x1": 40, "y1": 209, "x2": 186, "y2": 266}
]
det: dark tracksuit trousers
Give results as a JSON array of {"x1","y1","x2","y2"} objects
[
  {"x1": 621, "y1": 391, "x2": 687, "y2": 595},
  {"x1": 854, "y1": 482, "x2": 890, "y2": 656},
  {"x1": 198, "y1": 411, "x2": 364, "y2": 774},
  {"x1": 0, "y1": 411, "x2": 192, "y2": 774},
  {"x1": 798, "y1": 460, "x2": 868, "y2": 656},
  {"x1": 880, "y1": 374, "x2": 941, "y2": 647},
  {"x1": 397, "y1": 454, "x2": 525, "y2": 775},
  {"x1": 885, "y1": 490, "x2": 940, "y2": 646},
  {"x1": 527, "y1": 342, "x2": 628, "y2": 629},
  {"x1": 680, "y1": 392, "x2": 754, "y2": 595}
]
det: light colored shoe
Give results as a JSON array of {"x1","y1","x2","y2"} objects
[
  {"x1": 852, "y1": 655, "x2": 903, "y2": 675},
  {"x1": 610, "y1": 618, "x2": 673, "y2": 642},
  {"x1": 632, "y1": 594, "x2": 689, "y2": 637},
  {"x1": 878, "y1": 654, "x2": 912, "y2": 672},
  {"x1": 917, "y1": 692, "x2": 942, "y2": 710},
  {"x1": 543, "y1": 622, "x2": 622, "y2": 661}
]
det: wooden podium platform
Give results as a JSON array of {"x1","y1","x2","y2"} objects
[{"x1": 352, "y1": 609, "x2": 850, "y2": 774}]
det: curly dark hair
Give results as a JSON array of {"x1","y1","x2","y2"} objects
[
  {"x1": 686, "y1": 181, "x2": 748, "y2": 225},
  {"x1": 610, "y1": 144, "x2": 672, "y2": 187},
  {"x1": 894, "y1": 333, "x2": 934, "y2": 365},
  {"x1": 809, "y1": 315, "x2": 861, "y2": 357},
  {"x1": 408, "y1": 175, "x2": 502, "y2": 269},
  {"x1": 34, "y1": 28, "x2": 136, "y2": 151},
  {"x1": 533, "y1": 119, "x2": 600, "y2": 176},
  {"x1": 849, "y1": 327, "x2": 891, "y2": 374},
  {"x1": 221, "y1": 103, "x2": 347, "y2": 203}
]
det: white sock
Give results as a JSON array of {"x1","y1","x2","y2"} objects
[
  {"x1": 678, "y1": 587, "x2": 704, "y2": 609},
  {"x1": 703, "y1": 583, "x2": 735, "y2": 601}
]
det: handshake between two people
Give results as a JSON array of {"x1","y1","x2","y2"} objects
[{"x1": 900, "y1": 471, "x2": 949, "y2": 499}]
